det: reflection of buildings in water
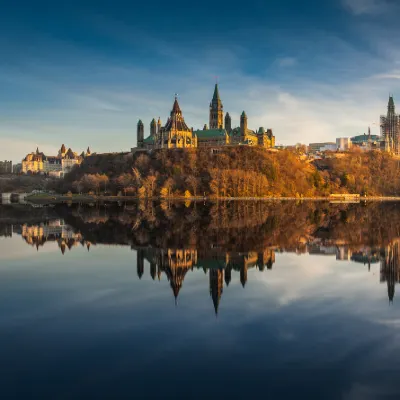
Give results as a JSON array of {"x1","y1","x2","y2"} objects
[
  {"x1": 136, "y1": 246, "x2": 276, "y2": 313},
  {"x1": 209, "y1": 269, "x2": 223, "y2": 314},
  {"x1": 0, "y1": 224, "x2": 13, "y2": 238},
  {"x1": 380, "y1": 241, "x2": 400, "y2": 303},
  {"x1": 19, "y1": 220, "x2": 85, "y2": 254},
  {"x1": 308, "y1": 244, "x2": 337, "y2": 256},
  {"x1": 350, "y1": 248, "x2": 381, "y2": 270},
  {"x1": 336, "y1": 246, "x2": 352, "y2": 261}
]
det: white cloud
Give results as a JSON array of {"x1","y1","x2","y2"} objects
[
  {"x1": 2, "y1": 23, "x2": 400, "y2": 160},
  {"x1": 342, "y1": 0, "x2": 393, "y2": 15},
  {"x1": 277, "y1": 57, "x2": 297, "y2": 67}
]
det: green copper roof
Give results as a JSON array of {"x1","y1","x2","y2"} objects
[
  {"x1": 143, "y1": 135, "x2": 154, "y2": 144},
  {"x1": 137, "y1": 119, "x2": 143, "y2": 125},
  {"x1": 194, "y1": 128, "x2": 227, "y2": 139},
  {"x1": 150, "y1": 118, "x2": 156, "y2": 125},
  {"x1": 197, "y1": 258, "x2": 226, "y2": 270},
  {"x1": 351, "y1": 134, "x2": 380, "y2": 143},
  {"x1": 229, "y1": 127, "x2": 257, "y2": 137},
  {"x1": 230, "y1": 127, "x2": 240, "y2": 136},
  {"x1": 212, "y1": 84, "x2": 220, "y2": 102}
]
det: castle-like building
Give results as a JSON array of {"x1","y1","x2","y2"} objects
[
  {"x1": 22, "y1": 144, "x2": 92, "y2": 177},
  {"x1": 135, "y1": 84, "x2": 275, "y2": 150}
]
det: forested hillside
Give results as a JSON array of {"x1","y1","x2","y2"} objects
[{"x1": 57, "y1": 148, "x2": 400, "y2": 197}]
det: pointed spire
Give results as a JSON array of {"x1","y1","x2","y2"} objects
[
  {"x1": 86, "y1": 146, "x2": 91, "y2": 155},
  {"x1": 212, "y1": 83, "x2": 220, "y2": 102},
  {"x1": 388, "y1": 95, "x2": 395, "y2": 114},
  {"x1": 171, "y1": 95, "x2": 181, "y2": 115},
  {"x1": 36, "y1": 147, "x2": 39, "y2": 155}
]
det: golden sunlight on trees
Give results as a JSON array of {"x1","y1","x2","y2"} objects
[{"x1": 59, "y1": 148, "x2": 400, "y2": 198}]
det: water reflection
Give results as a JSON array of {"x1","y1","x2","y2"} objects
[{"x1": 2, "y1": 201, "x2": 400, "y2": 309}]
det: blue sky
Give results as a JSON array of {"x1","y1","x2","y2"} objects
[{"x1": 2, "y1": 0, "x2": 400, "y2": 161}]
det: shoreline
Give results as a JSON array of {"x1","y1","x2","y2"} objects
[{"x1": 4, "y1": 194, "x2": 400, "y2": 205}]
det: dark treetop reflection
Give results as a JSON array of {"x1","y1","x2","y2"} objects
[
  {"x1": 2, "y1": 201, "x2": 400, "y2": 400},
  {"x1": 2, "y1": 201, "x2": 400, "y2": 309}
]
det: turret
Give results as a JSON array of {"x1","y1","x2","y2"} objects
[
  {"x1": 224, "y1": 112, "x2": 232, "y2": 133},
  {"x1": 240, "y1": 111, "x2": 248, "y2": 140},
  {"x1": 157, "y1": 117, "x2": 162, "y2": 133},
  {"x1": 137, "y1": 119, "x2": 144, "y2": 148},
  {"x1": 150, "y1": 118, "x2": 157, "y2": 137}
]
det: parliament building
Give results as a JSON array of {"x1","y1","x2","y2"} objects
[{"x1": 135, "y1": 84, "x2": 275, "y2": 150}]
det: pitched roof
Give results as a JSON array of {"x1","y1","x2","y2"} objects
[
  {"x1": 194, "y1": 128, "x2": 228, "y2": 139},
  {"x1": 164, "y1": 97, "x2": 191, "y2": 132},
  {"x1": 164, "y1": 117, "x2": 190, "y2": 132},
  {"x1": 143, "y1": 135, "x2": 155, "y2": 144},
  {"x1": 171, "y1": 97, "x2": 182, "y2": 115},
  {"x1": 229, "y1": 127, "x2": 256, "y2": 137}
]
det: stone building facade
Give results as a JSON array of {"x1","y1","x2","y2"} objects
[
  {"x1": 136, "y1": 84, "x2": 275, "y2": 150},
  {"x1": 0, "y1": 160, "x2": 12, "y2": 174},
  {"x1": 22, "y1": 145, "x2": 92, "y2": 177},
  {"x1": 140, "y1": 97, "x2": 197, "y2": 150}
]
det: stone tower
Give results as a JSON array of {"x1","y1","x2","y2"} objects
[
  {"x1": 157, "y1": 117, "x2": 162, "y2": 134},
  {"x1": 137, "y1": 120, "x2": 144, "y2": 148},
  {"x1": 240, "y1": 111, "x2": 248, "y2": 141},
  {"x1": 381, "y1": 95, "x2": 400, "y2": 155},
  {"x1": 209, "y1": 269, "x2": 224, "y2": 315},
  {"x1": 225, "y1": 112, "x2": 232, "y2": 133},
  {"x1": 209, "y1": 84, "x2": 223, "y2": 129},
  {"x1": 150, "y1": 118, "x2": 157, "y2": 137}
]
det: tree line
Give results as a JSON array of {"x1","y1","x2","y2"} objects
[{"x1": 53, "y1": 147, "x2": 400, "y2": 198}]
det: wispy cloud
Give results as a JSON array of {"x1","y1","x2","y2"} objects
[
  {"x1": 342, "y1": 0, "x2": 393, "y2": 15},
  {"x1": 2, "y1": 12, "x2": 400, "y2": 161},
  {"x1": 277, "y1": 57, "x2": 297, "y2": 67}
]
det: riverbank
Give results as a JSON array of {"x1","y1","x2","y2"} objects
[{"x1": 20, "y1": 193, "x2": 400, "y2": 204}]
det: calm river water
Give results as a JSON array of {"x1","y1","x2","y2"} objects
[{"x1": 1, "y1": 201, "x2": 400, "y2": 399}]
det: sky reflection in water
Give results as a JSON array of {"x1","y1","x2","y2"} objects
[{"x1": 1, "y1": 201, "x2": 400, "y2": 399}]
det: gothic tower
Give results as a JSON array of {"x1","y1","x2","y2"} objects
[
  {"x1": 137, "y1": 249, "x2": 144, "y2": 279},
  {"x1": 157, "y1": 117, "x2": 162, "y2": 134},
  {"x1": 381, "y1": 95, "x2": 400, "y2": 155},
  {"x1": 137, "y1": 120, "x2": 144, "y2": 148},
  {"x1": 225, "y1": 112, "x2": 232, "y2": 133},
  {"x1": 150, "y1": 118, "x2": 157, "y2": 137},
  {"x1": 209, "y1": 84, "x2": 224, "y2": 129},
  {"x1": 209, "y1": 269, "x2": 224, "y2": 315},
  {"x1": 240, "y1": 111, "x2": 248, "y2": 141}
]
